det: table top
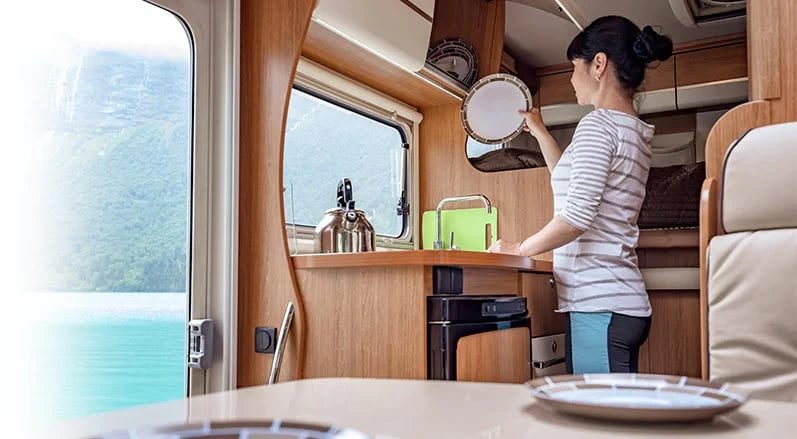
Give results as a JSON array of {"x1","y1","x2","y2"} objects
[{"x1": 50, "y1": 378, "x2": 794, "y2": 438}]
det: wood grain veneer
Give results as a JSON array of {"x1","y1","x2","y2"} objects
[
  {"x1": 699, "y1": 178, "x2": 718, "y2": 380},
  {"x1": 520, "y1": 273, "x2": 565, "y2": 337},
  {"x1": 675, "y1": 43, "x2": 748, "y2": 88},
  {"x1": 456, "y1": 326, "x2": 531, "y2": 383},
  {"x1": 638, "y1": 290, "x2": 701, "y2": 378},
  {"x1": 237, "y1": 0, "x2": 316, "y2": 387},
  {"x1": 538, "y1": 71, "x2": 575, "y2": 106},
  {"x1": 641, "y1": 58, "x2": 676, "y2": 92},
  {"x1": 295, "y1": 266, "x2": 427, "y2": 379},
  {"x1": 292, "y1": 250, "x2": 553, "y2": 272}
]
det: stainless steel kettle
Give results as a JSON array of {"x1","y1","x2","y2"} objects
[{"x1": 313, "y1": 178, "x2": 376, "y2": 253}]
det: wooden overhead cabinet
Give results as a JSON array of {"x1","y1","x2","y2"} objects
[
  {"x1": 537, "y1": 59, "x2": 677, "y2": 126},
  {"x1": 675, "y1": 43, "x2": 749, "y2": 109}
]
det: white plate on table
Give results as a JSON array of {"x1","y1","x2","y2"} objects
[{"x1": 528, "y1": 373, "x2": 748, "y2": 423}]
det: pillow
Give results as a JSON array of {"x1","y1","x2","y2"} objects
[
  {"x1": 638, "y1": 162, "x2": 705, "y2": 229},
  {"x1": 468, "y1": 147, "x2": 546, "y2": 172}
]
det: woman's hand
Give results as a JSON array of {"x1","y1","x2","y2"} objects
[
  {"x1": 488, "y1": 239, "x2": 522, "y2": 255},
  {"x1": 518, "y1": 108, "x2": 548, "y2": 138}
]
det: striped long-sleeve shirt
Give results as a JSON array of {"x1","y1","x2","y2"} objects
[{"x1": 551, "y1": 108, "x2": 655, "y2": 317}]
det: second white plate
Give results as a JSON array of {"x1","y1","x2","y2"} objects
[{"x1": 528, "y1": 373, "x2": 747, "y2": 423}]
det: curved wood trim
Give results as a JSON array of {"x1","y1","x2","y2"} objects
[
  {"x1": 237, "y1": 0, "x2": 316, "y2": 387},
  {"x1": 292, "y1": 250, "x2": 553, "y2": 273},
  {"x1": 698, "y1": 178, "x2": 718, "y2": 380}
]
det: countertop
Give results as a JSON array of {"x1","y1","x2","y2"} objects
[
  {"x1": 52, "y1": 378, "x2": 793, "y2": 439},
  {"x1": 292, "y1": 250, "x2": 553, "y2": 272}
]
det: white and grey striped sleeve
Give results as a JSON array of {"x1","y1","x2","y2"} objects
[{"x1": 558, "y1": 112, "x2": 616, "y2": 231}]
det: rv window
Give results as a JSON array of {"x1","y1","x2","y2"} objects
[
  {"x1": 283, "y1": 86, "x2": 409, "y2": 239},
  {"x1": 3, "y1": 0, "x2": 194, "y2": 421}
]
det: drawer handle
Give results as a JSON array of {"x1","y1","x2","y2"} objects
[
  {"x1": 549, "y1": 278, "x2": 555, "y2": 287},
  {"x1": 533, "y1": 357, "x2": 565, "y2": 369}
]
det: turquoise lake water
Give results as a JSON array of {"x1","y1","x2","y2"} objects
[{"x1": 39, "y1": 293, "x2": 186, "y2": 420}]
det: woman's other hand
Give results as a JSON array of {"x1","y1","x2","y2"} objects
[
  {"x1": 488, "y1": 239, "x2": 521, "y2": 255},
  {"x1": 518, "y1": 108, "x2": 547, "y2": 138}
]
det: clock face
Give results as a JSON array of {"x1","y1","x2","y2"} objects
[{"x1": 427, "y1": 38, "x2": 478, "y2": 87}]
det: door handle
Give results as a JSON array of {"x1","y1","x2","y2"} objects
[
  {"x1": 532, "y1": 357, "x2": 565, "y2": 369},
  {"x1": 268, "y1": 301, "x2": 295, "y2": 385}
]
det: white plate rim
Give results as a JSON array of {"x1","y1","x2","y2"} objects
[{"x1": 460, "y1": 73, "x2": 532, "y2": 145}]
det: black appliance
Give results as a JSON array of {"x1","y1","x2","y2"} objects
[{"x1": 427, "y1": 294, "x2": 530, "y2": 380}]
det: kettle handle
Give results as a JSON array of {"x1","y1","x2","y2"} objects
[{"x1": 337, "y1": 178, "x2": 355, "y2": 209}]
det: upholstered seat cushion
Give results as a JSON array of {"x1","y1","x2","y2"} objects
[{"x1": 708, "y1": 229, "x2": 797, "y2": 401}]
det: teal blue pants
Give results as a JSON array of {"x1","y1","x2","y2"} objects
[{"x1": 565, "y1": 312, "x2": 651, "y2": 374}]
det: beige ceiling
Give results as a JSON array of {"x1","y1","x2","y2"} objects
[{"x1": 505, "y1": 0, "x2": 747, "y2": 68}]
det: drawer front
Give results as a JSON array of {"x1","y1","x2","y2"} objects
[
  {"x1": 531, "y1": 333, "x2": 567, "y2": 378},
  {"x1": 456, "y1": 326, "x2": 531, "y2": 384}
]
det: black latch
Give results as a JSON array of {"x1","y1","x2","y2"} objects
[
  {"x1": 255, "y1": 327, "x2": 277, "y2": 354},
  {"x1": 396, "y1": 193, "x2": 410, "y2": 216}
]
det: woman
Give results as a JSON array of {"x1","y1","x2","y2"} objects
[{"x1": 488, "y1": 16, "x2": 673, "y2": 374}]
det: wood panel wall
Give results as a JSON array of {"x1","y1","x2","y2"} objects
[
  {"x1": 418, "y1": 104, "x2": 555, "y2": 261},
  {"x1": 237, "y1": 0, "x2": 317, "y2": 387},
  {"x1": 639, "y1": 291, "x2": 701, "y2": 378}
]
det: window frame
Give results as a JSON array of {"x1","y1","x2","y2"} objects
[
  {"x1": 285, "y1": 84, "x2": 411, "y2": 241},
  {"x1": 288, "y1": 59, "x2": 422, "y2": 250},
  {"x1": 147, "y1": 0, "x2": 239, "y2": 395}
]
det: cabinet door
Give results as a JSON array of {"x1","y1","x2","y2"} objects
[
  {"x1": 539, "y1": 71, "x2": 576, "y2": 106},
  {"x1": 520, "y1": 273, "x2": 566, "y2": 337},
  {"x1": 456, "y1": 327, "x2": 531, "y2": 383},
  {"x1": 642, "y1": 58, "x2": 676, "y2": 91},
  {"x1": 675, "y1": 43, "x2": 748, "y2": 87}
]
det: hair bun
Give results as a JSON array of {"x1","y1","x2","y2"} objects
[{"x1": 633, "y1": 25, "x2": 673, "y2": 63}]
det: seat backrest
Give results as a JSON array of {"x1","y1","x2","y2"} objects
[{"x1": 708, "y1": 122, "x2": 797, "y2": 402}]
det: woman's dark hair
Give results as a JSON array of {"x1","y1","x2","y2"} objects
[{"x1": 566, "y1": 16, "x2": 673, "y2": 91}]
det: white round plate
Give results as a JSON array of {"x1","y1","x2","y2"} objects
[
  {"x1": 528, "y1": 374, "x2": 748, "y2": 423},
  {"x1": 461, "y1": 73, "x2": 532, "y2": 145}
]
